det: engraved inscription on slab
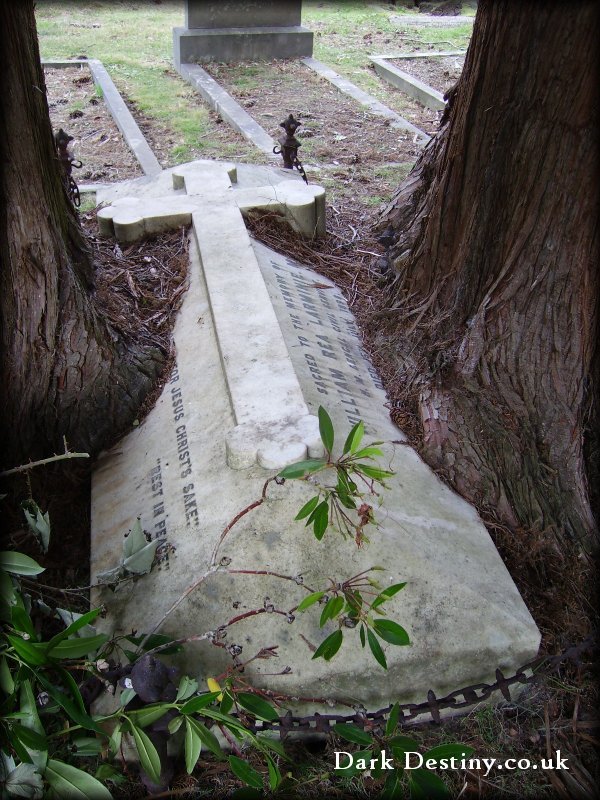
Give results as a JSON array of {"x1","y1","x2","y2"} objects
[{"x1": 254, "y1": 240, "x2": 402, "y2": 440}]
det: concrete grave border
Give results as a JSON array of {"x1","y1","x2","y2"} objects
[
  {"x1": 302, "y1": 57, "x2": 430, "y2": 143},
  {"x1": 177, "y1": 63, "x2": 279, "y2": 159},
  {"x1": 42, "y1": 58, "x2": 162, "y2": 177},
  {"x1": 370, "y1": 51, "x2": 466, "y2": 111},
  {"x1": 175, "y1": 59, "x2": 430, "y2": 154}
]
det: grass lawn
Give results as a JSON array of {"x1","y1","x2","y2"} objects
[{"x1": 35, "y1": 0, "x2": 473, "y2": 167}]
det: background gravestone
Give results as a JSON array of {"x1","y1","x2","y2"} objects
[{"x1": 173, "y1": 0, "x2": 313, "y2": 68}]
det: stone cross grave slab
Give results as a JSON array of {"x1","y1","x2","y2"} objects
[{"x1": 92, "y1": 162, "x2": 540, "y2": 715}]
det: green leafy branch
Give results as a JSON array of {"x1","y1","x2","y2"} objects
[
  {"x1": 295, "y1": 571, "x2": 409, "y2": 669},
  {"x1": 279, "y1": 406, "x2": 394, "y2": 545}
]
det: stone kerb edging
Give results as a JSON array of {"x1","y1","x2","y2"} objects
[
  {"x1": 302, "y1": 57, "x2": 430, "y2": 143},
  {"x1": 370, "y1": 52, "x2": 466, "y2": 111},
  {"x1": 41, "y1": 58, "x2": 162, "y2": 177},
  {"x1": 178, "y1": 63, "x2": 279, "y2": 158},
  {"x1": 97, "y1": 160, "x2": 327, "y2": 470}
]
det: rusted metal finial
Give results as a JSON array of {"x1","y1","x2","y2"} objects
[
  {"x1": 273, "y1": 113, "x2": 308, "y2": 184},
  {"x1": 54, "y1": 128, "x2": 83, "y2": 207}
]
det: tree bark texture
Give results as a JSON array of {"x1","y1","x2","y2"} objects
[
  {"x1": 376, "y1": 0, "x2": 599, "y2": 544},
  {"x1": 0, "y1": 3, "x2": 164, "y2": 466}
]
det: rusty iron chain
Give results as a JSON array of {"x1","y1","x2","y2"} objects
[
  {"x1": 55, "y1": 128, "x2": 82, "y2": 208},
  {"x1": 238, "y1": 637, "x2": 595, "y2": 738}
]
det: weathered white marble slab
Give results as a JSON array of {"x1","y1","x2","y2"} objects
[{"x1": 91, "y1": 163, "x2": 540, "y2": 714}]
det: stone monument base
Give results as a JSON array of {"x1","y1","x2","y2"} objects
[{"x1": 173, "y1": 26, "x2": 314, "y2": 67}]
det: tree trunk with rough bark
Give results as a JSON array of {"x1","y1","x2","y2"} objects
[
  {"x1": 0, "y1": 3, "x2": 164, "y2": 467},
  {"x1": 375, "y1": 0, "x2": 599, "y2": 545}
]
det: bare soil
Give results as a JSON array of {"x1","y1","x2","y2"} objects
[
  {"x1": 44, "y1": 66, "x2": 143, "y2": 182},
  {"x1": 391, "y1": 54, "x2": 465, "y2": 95},
  {"x1": 204, "y1": 58, "x2": 439, "y2": 147}
]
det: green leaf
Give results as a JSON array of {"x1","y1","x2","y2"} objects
[
  {"x1": 228, "y1": 756, "x2": 263, "y2": 789},
  {"x1": 359, "y1": 624, "x2": 366, "y2": 648},
  {"x1": 373, "y1": 620, "x2": 410, "y2": 647},
  {"x1": 184, "y1": 718, "x2": 202, "y2": 774},
  {"x1": 119, "y1": 687, "x2": 137, "y2": 707},
  {"x1": 9, "y1": 734, "x2": 33, "y2": 766},
  {"x1": 278, "y1": 459, "x2": 326, "y2": 479},
  {"x1": 423, "y1": 743, "x2": 474, "y2": 761},
  {"x1": 236, "y1": 692, "x2": 279, "y2": 722},
  {"x1": 409, "y1": 767, "x2": 449, "y2": 799},
  {"x1": 388, "y1": 735, "x2": 420, "y2": 753},
  {"x1": 335, "y1": 490, "x2": 356, "y2": 511},
  {"x1": 367, "y1": 627, "x2": 387, "y2": 669},
  {"x1": 185, "y1": 717, "x2": 224, "y2": 759},
  {"x1": 4, "y1": 763, "x2": 43, "y2": 799},
  {"x1": 0, "y1": 552, "x2": 44, "y2": 576},
  {"x1": 19, "y1": 681, "x2": 47, "y2": 770},
  {"x1": 267, "y1": 756, "x2": 281, "y2": 791},
  {"x1": 94, "y1": 764, "x2": 125, "y2": 785},
  {"x1": 180, "y1": 692, "x2": 221, "y2": 714},
  {"x1": 381, "y1": 768, "x2": 404, "y2": 800},
  {"x1": 47, "y1": 608, "x2": 103, "y2": 651},
  {"x1": 318, "y1": 406, "x2": 334, "y2": 452},
  {"x1": 123, "y1": 540, "x2": 159, "y2": 575},
  {"x1": 295, "y1": 591, "x2": 325, "y2": 612},
  {"x1": 129, "y1": 723, "x2": 161, "y2": 787},
  {"x1": 312, "y1": 500, "x2": 329, "y2": 541},
  {"x1": 7, "y1": 636, "x2": 47, "y2": 666},
  {"x1": 0, "y1": 568, "x2": 17, "y2": 608},
  {"x1": 294, "y1": 496, "x2": 320, "y2": 521},
  {"x1": 311, "y1": 629, "x2": 343, "y2": 661},
  {"x1": 220, "y1": 690, "x2": 234, "y2": 715},
  {"x1": 126, "y1": 705, "x2": 170, "y2": 729},
  {"x1": 351, "y1": 446, "x2": 385, "y2": 459},
  {"x1": 255, "y1": 735, "x2": 287, "y2": 759},
  {"x1": 319, "y1": 596, "x2": 344, "y2": 628},
  {"x1": 11, "y1": 724, "x2": 47, "y2": 752},
  {"x1": 353, "y1": 464, "x2": 394, "y2": 481},
  {"x1": 23, "y1": 504, "x2": 51, "y2": 554},
  {"x1": 0, "y1": 655, "x2": 15, "y2": 694},
  {"x1": 176, "y1": 675, "x2": 198, "y2": 702},
  {"x1": 371, "y1": 583, "x2": 407, "y2": 610},
  {"x1": 57, "y1": 668, "x2": 89, "y2": 718},
  {"x1": 72, "y1": 737, "x2": 104, "y2": 757},
  {"x1": 11, "y1": 606, "x2": 37, "y2": 640},
  {"x1": 45, "y1": 759, "x2": 113, "y2": 799},
  {"x1": 108, "y1": 725, "x2": 122, "y2": 759},
  {"x1": 168, "y1": 716, "x2": 184, "y2": 735},
  {"x1": 36, "y1": 676, "x2": 103, "y2": 734},
  {"x1": 123, "y1": 518, "x2": 146, "y2": 559},
  {"x1": 342, "y1": 420, "x2": 364, "y2": 454},
  {"x1": 334, "y1": 723, "x2": 373, "y2": 746},
  {"x1": 386, "y1": 702, "x2": 400, "y2": 736},
  {"x1": 200, "y1": 708, "x2": 247, "y2": 737},
  {"x1": 47, "y1": 633, "x2": 108, "y2": 660}
]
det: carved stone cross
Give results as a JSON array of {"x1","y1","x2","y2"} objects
[{"x1": 97, "y1": 161, "x2": 327, "y2": 470}]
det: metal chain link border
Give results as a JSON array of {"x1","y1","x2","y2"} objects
[{"x1": 240, "y1": 637, "x2": 595, "y2": 738}]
